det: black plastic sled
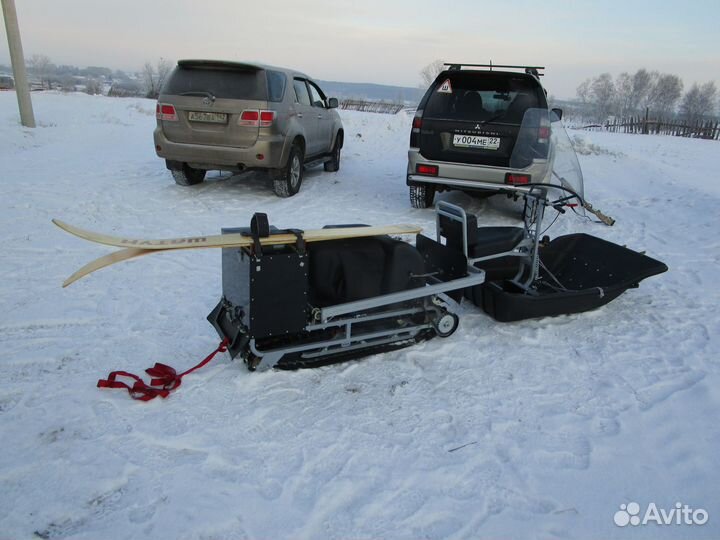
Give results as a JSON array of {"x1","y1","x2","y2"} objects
[
  {"x1": 436, "y1": 196, "x2": 668, "y2": 323},
  {"x1": 477, "y1": 233, "x2": 668, "y2": 322}
]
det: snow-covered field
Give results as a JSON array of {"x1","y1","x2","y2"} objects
[{"x1": 1, "y1": 92, "x2": 718, "y2": 540}]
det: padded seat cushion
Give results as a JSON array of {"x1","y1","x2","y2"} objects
[
  {"x1": 469, "y1": 227, "x2": 525, "y2": 258},
  {"x1": 440, "y1": 212, "x2": 524, "y2": 258}
]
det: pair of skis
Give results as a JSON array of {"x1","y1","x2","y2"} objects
[{"x1": 52, "y1": 220, "x2": 422, "y2": 287}]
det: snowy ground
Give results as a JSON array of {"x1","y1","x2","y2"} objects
[{"x1": 1, "y1": 92, "x2": 718, "y2": 540}]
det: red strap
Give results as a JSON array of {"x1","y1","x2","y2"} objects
[{"x1": 97, "y1": 338, "x2": 230, "y2": 401}]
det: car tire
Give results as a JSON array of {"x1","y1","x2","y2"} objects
[
  {"x1": 324, "y1": 133, "x2": 342, "y2": 172},
  {"x1": 171, "y1": 165, "x2": 206, "y2": 186},
  {"x1": 272, "y1": 144, "x2": 304, "y2": 197},
  {"x1": 409, "y1": 184, "x2": 436, "y2": 209}
]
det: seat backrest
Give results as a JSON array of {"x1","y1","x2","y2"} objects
[
  {"x1": 439, "y1": 213, "x2": 478, "y2": 253},
  {"x1": 506, "y1": 93, "x2": 534, "y2": 123},
  {"x1": 457, "y1": 91, "x2": 485, "y2": 118}
]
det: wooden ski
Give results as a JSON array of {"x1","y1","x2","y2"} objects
[
  {"x1": 54, "y1": 220, "x2": 423, "y2": 287},
  {"x1": 52, "y1": 219, "x2": 421, "y2": 250}
]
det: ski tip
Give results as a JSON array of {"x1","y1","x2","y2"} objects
[
  {"x1": 62, "y1": 273, "x2": 81, "y2": 288},
  {"x1": 52, "y1": 219, "x2": 72, "y2": 232}
]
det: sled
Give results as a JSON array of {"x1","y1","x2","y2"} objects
[
  {"x1": 207, "y1": 214, "x2": 485, "y2": 370},
  {"x1": 436, "y1": 190, "x2": 667, "y2": 322}
]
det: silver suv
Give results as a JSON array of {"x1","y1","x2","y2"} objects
[
  {"x1": 407, "y1": 64, "x2": 560, "y2": 208},
  {"x1": 154, "y1": 60, "x2": 344, "y2": 197}
]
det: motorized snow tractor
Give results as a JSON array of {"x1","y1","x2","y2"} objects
[{"x1": 207, "y1": 213, "x2": 485, "y2": 371}]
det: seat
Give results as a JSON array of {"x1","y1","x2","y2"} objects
[
  {"x1": 456, "y1": 91, "x2": 488, "y2": 119},
  {"x1": 505, "y1": 93, "x2": 535, "y2": 123},
  {"x1": 470, "y1": 227, "x2": 525, "y2": 258},
  {"x1": 439, "y1": 213, "x2": 525, "y2": 258}
]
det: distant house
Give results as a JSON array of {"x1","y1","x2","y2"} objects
[
  {"x1": 108, "y1": 81, "x2": 142, "y2": 97},
  {"x1": 0, "y1": 75, "x2": 14, "y2": 90}
]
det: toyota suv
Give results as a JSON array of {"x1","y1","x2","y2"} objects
[
  {"x1": 407, "y1": 63, "x2": 560, "y2": 208},
  {"x1": 154, "y1": 60, "x2": 344, "y2": 197}
]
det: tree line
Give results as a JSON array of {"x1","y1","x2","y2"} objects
[
  {"x1": 577, "y1": 69, "x2": 718, "y2": 122},
  {"x1": 0, "y1": 55, "x2": 172, "y2": 99}
]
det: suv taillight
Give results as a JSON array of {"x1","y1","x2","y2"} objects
[
  {"x1": 410, "y1": 109, "x2": 423, "y2": 147},
  {"x1": 239, "y1": 110, "x2": 259, "y2": 126},
  {"x1": 259, "y1": 110, "x2": 275, "y2": 127},
  {"x1": 505, "y1": 173, "x2": 531, "y2": 185},
  {"x1": 239, "y1": 110, "x2": 275, "y2": 127},
  {"x1": 416, "y1": 164, "x2": 438, "y2": 176},
  {"x1": 156, "y1": 103, "x2": 178, "y2": 122}
]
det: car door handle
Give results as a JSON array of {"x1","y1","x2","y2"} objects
[
  {"x1": 297, "y1": 112, "x2": 303, "y2": 118},
  {"x1": 317, "y1": 114, "x2": 323, "y2": 119}
]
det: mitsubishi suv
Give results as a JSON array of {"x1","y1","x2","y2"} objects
[
  {"x1": 154, "y1": 60, "x2": 344, "y2": 197},
  {"x1": 407, "y1": 63, "x2": 561, "y2": 208}
]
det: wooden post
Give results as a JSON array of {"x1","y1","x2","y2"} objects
[{"x1": 1, "y1": 0, "x2": 35, "y2": 127}]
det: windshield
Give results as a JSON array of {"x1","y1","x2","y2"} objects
[{"x1": 510, "y1": 108, "x2": 585, "y2": 201}]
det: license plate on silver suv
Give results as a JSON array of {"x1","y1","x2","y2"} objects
[
  {"x1": 188, "y1": 111, "x2": 228, "y2": 124},
  {"x1": 453, "y1": 134, "x2": 500, "y2": 150}
]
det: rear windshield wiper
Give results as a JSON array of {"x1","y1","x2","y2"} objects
[{"x1": 180, "y1": 91, "x2": 216, "y2": 102}]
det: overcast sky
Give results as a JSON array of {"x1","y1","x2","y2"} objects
[{"x1": 1, "y1": 0, "x2": 719, "y2": 99}]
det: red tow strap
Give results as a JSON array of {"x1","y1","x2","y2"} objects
[{"x1": 97, "y1": 338, "x2": 230, "y2": 401}]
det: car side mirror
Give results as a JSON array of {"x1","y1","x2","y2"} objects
[
  {"x1": 551, "y1": 107, "x2": 563, "y2": 120},
  {"x1": 328, "y1": 97, "x2": 339, "y2": 109}
]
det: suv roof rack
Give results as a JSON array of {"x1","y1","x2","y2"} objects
[{"x1": 443, "y1": 63, "x2": 545, "y2": 77}]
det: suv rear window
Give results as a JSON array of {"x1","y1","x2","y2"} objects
[
  {"x1": 424, "y1": 72, "x2": 544, "y2": 123},
  {"x1": 163, "y1": 66, "x2": 268, "y2": 100}
]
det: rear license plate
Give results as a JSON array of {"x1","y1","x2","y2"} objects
[
  {"x1": 453, "y1": 134, "x2": 500, "y2": 150},
  {"x1": 188, "y1": 111, "x2": 228, "y2": 124}
]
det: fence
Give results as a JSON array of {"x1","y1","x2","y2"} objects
[
  {"x1": 582, "y1": 115, "x2": 720, "y2": 140},
  {"x1": 339, "y1": 99, "x2": 405, "y2": 115}
]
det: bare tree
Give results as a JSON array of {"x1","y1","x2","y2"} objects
[
  {"x1": 142, "y1": 58, "x2": 173, "y2": 99},
  {"x1": 419, "y1": 59, "x2": 445, "y2": 87},
  {"x1": 60, "y1": 75, "x2": 76, "y2": 93},
  {"x1": 27, "y1": 54, "x2": 54, "y2": 89},
  {"x1": 680, "y1": 81, "x2": 717, "y2": 121},
  {"x1": 576, "y1": 78, "x2": 592, "y2": 104},
  {"x1": 653, "y1": 74, "x2": 683, "y2": 117},
  {"x1": 591, "y1": 73, "x2": 615, "y2": 121},
  {"x1": 630, "y1": 69, "x2": 653, "y2": 113},
  {"x1": 615, "y1": 72, "x2": 633, "y2": 117},
  {"x1": 84, "y1": 78, "x2": 102, "y2": 95},
  {"x1": 640, "y1": 70, "x2": 661, "y2": 112}
]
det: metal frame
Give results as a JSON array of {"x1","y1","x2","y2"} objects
[
  {"x1": 247, "y1": 244, "x2": 486, "y2": 371},
  {"x1": 435, "y1": 187, "x2": 550, "y2": 292}
]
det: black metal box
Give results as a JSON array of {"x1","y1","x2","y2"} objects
[{"x1": 220, "y1": 227, "x2": 309, "y2": 339}]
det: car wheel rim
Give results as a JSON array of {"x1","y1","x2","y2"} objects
[{"x1": 290, "y1": 155, "x2": 301, "y2": 188}]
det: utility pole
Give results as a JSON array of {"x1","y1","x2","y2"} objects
[{"x1": 1, "y1": 0, "x2": 35, "y2": 127}]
